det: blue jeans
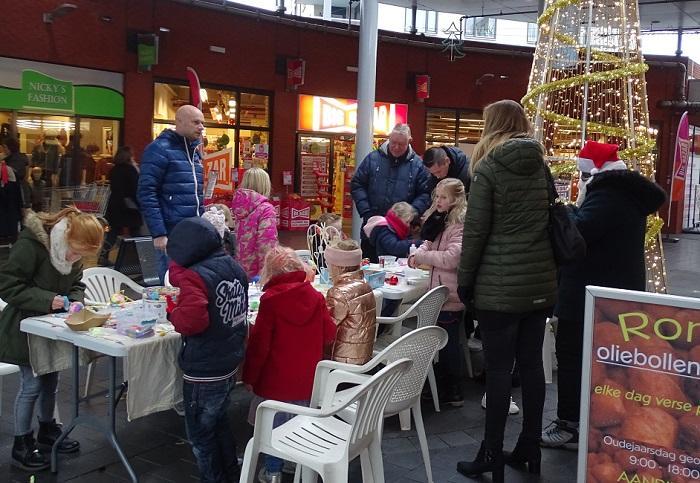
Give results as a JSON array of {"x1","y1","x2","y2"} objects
[
  {"x1": 183, "y1": 378, "x2": 238, "y2": 483},
  {"x1": 264, "y1": 400, "x2": 309, "y2": 473},
  {"x1": 157, "y1": 249, "x2": 170, "y2": 284},
  {"x1": 15, "y1": 366, "x2": 58, "y2": 436}
]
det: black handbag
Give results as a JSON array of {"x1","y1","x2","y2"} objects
[{"x1": 543, "y1": 164, "x2": 586, "y2": 265}]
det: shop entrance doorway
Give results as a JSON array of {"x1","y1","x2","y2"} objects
[{"x1": 297, "y1": 134, "x2": 382, "y2": 229}]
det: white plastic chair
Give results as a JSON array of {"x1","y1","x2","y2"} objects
[
  {"x1": 374, "y1": 286, "x2": 449, "y2": 413},
  {"x1": 306, "y1": 223, "x2": 342, "y2": 271},
  {"x1": 240, "y1": 358, "x2": 412, "y2": 483},
  {"x1": 312, "y1": 326, "x2": 448, "y2": 483},
  {"x1": 82, "y1": 267, "x2": 144, "y2": 306},
  {"x1": 81, "y1": 267, "x2": 144, "y2": 398}
]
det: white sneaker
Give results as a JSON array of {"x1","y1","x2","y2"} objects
[{"x1": 481, "y1": 393, "x2": 520, "y2": 415}]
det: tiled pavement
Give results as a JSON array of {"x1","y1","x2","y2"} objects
[{"x1": 0, "y1": 233, "x2": 698, "y2": 482}]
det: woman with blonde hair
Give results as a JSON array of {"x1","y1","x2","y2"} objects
[
  {"x1": 456, "y1": 100, "x2": 557, "y2": 482},
  {"x1": 0, "y1": 206, "x2": 104, "y2": 471},
  {"x1": 230, "y1": 167, "x2": 278, "y2": 278}
]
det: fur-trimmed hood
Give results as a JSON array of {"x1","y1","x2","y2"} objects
[
  {"x1": 21, "y1": 210, "x2": 49, "y2": 250},
  {"x1": 586, "y1": 169, "x2": 666, "y2": 215}
]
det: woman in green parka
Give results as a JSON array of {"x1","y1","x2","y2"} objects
[
  {"x1": 0, "y1": 206, "x2": 104, "y2": 471},
  {"x1": 455, "y1": 100, "x2": 557, "y2": 483}
]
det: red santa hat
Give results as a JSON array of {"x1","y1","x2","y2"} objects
[{"x1": 578, "y1": 140, "x2": 628, "y2": 174}]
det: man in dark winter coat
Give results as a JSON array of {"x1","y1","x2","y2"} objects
[
  {"x1": 351, "y1": 123, "x2": 430, "y2": 259},
  {"x1": 423, "y1": 145, "x2": 471, "y2": 193},
  {"x1": 167, "y1": 216, "x2": 248, "y2": 482},
  {"x1": 137, "y1": 105, "x2": 205, "y2": 281},
  {"x1": 541, "y1": 140, "x2": 666, "y2": 449}
]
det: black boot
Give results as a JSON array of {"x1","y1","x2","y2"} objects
[
  {"x1": 456, "y1": 441, "x2": 504, "y2": 483},
  {"x1": 37, "y1": 419, "x2": 80, "y2": 453},
  {"x1": 12, "y1": 432, "x2": 50, "y2": 471},
  {"x1": 505, "y1": 436, "x2": 541, "y2": 474}
]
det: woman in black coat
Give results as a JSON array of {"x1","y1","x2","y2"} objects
[{"x1": 99, "y1": 146, "x2": 142, "y2": 265}]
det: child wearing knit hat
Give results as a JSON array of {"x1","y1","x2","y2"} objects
[{"x1": 324, "y1": 239, "x2": 377, "y2": 365}]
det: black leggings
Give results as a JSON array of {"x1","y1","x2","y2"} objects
[
  {"x1": 477, "y1": 308, "x2": 548, "y2": 451},
  {"x1": 554, "y1": 317, "x2": 584, "y2": 422}
]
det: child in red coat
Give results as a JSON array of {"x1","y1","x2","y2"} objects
[{"x1": 242, "y1": 246, "x2": 336, "y2": 482}]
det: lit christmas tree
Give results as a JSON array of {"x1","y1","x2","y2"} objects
[{"x1": 522, "y1": 0, "x2": 667, "y2": 293}]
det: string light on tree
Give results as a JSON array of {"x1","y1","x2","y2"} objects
[{"x1": 522, "y1": 0, "x2": 667, "y2": 293}]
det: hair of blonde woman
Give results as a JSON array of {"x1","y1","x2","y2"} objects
[
  {"x1": 211, "y1": 203, "x2": 233, "y2": 227},
  {"x1": 239, "y1": 167, "x2": 271, "y2": 198},
  {"x1": 470, "y1": 100, "x2": 536, "y2": 176},
  {"x1": 389, "y1": 201, "x2": 416, "y2": 225},
  {"x1": 391, "y1": 123, "x2": 412, "y2": 139},
  {"x1": 317, "y1": 212, "x2": 341, "y2": 226},
  {"x1": 37, "y1": 206, "x2": 105, "y2": 254},
  {"x1": 259, "y1": 245, "x2": 304, "y2": 285},
  {"x1": 423, "y1": 178, "x2": 467, "y2": 225}
]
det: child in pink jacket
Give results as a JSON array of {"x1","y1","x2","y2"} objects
[
  {"x1": 230, "y1": 168, "x2": 278, "y2": 279},
  {"x1": 408, "y1": 178, "x2": 467, "y2": 406}
]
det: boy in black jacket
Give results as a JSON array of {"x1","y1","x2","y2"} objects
[{"x1": 167, "y1": 217, "x2": 248, "y2": 483}]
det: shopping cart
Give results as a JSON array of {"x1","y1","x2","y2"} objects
[{"x1": 41, "y1": 184, "x2": 111, "y2": 216}]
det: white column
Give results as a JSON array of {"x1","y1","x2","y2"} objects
[
  {"x1": 323, "y1": 0, "x2": 332, "y2": 20},
  {"x1": 352, "y1": 0, "x2": 379, "y2": 241}
]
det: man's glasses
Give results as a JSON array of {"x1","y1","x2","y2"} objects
[{"x1": 580, "y1": 172, "x2": 592, "y2": 181}]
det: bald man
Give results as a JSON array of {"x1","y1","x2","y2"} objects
[{"x1": 138, "y1": 105, "x2": 206, "y2": 281}]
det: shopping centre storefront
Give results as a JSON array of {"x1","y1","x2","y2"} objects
[
  {"x1": 0, "y1": 57, "x2": 123, "y2": 187},
  {"x1": 152, "y1": 80, "x2": 272, "y2": 171},
  {"x1": 296, "y1": 94, "x2": 409, "y2": 221}
]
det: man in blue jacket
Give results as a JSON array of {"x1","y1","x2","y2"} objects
[
  {"x1": 422, "y1": 145, "x2": 471, "y2": 193},
  {"x1": 351, "y1": 123, "x2": 430, "y2": 260},
  {"x1": 137, "y1": 105, "x2": 205, "y2": 281}
]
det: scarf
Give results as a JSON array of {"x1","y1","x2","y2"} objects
[
  {"x1": 385, "y1": 210, "x2": 409, "y2": 240},
  {"x1": 421, "y1": 211, "x2": 448, "y2": 242},
  {"x1": 50, "y1": 218, "x2": 77, "y2": 275}
]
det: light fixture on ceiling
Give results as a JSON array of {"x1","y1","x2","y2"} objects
[
  {"x1": 159, "y1": 26, "x2": 171, "y2": 33},
  {"x1": 42, "y1": 3, "x2": 78, "y2": 24}
]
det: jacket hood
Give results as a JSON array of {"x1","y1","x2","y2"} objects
[
  {"x1": 262, "y1": 271, "x2": 323, "y2": 326},
  {"x1": 157, "y1": 128, "x2": 201, "y2": 151},
  {"x1": 378, "y1": 140, "x2": 416, "y2": 163},
  {"x1": 20, "y1": 210, "x2": 49, "y2": 249},
  {"x1": 363, "y1": 215, "x2": 388, "y2": 237},
  {"x1": 230, "y1": 189, "x2": 270, "y2": 218},
  {"x1": 490, "y1": 137, "x2": 544, "y2": 176},
  {"x1": 168, "y1": 216, "x2": 223, "y2": 267},
  {"x1": 587, "y1": 169, "x2": 667, "y2": 215}
]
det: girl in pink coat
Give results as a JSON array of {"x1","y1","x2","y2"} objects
[
  {"x1": 409, "y1": 177, "x2": 467, "y2": 406},
  {"x1": 230, "y1": 168, "x2": 278, "y2": 279}
]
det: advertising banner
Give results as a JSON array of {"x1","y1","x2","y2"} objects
[
  {"x1": 671, "y1": 112, "x2": 691, "y2": 202},
  {"x1": 298, "y1": 95, "x2": 408, "y2": 136},
  {"x1": 203, "y1": 148, "x2": 234, "y2": 195},
  {"x1": 579, "y1": 286, "x2": 700, "y2": 483}
]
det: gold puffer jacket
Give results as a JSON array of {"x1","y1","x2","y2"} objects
[{"x1": 325, "y1": 271, "x2": 377, "y2": 365}]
